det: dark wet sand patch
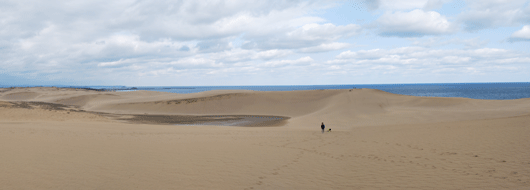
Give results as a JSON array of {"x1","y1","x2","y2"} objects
[
  {"x1": 1, "y1": 101, "x2": 289, "y2": 127},
  {"x1": 115, "y1": 114, "x2": 289, "y2": 127}
]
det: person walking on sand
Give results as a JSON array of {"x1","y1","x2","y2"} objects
[{"x1": 321, "y1": 122, "x2": 325, "y2": 133}]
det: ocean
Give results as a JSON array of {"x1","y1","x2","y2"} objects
[{"x1": 2, "y1": 83, "x2": 530, "y2": 100}]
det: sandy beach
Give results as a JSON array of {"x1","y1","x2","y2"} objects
[{"x1": 0, "y1": 87, "x2": 529, "y2": 189}]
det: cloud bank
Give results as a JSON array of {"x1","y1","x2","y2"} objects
[{"x1": 0, "y1": 0, "x2": 529, "y2": 85}]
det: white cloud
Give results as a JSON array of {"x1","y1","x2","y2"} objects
[
  {"x1": 318, "y1": 45, "x2": 530, "y2": 83},
  {"x1": 0, "y1": 0, "x2": 343, "y2": 83},
  {"x1": 464, "y1": 0, "x2": 528, "y2": 11},
  {"x1": 335, "y1": 50, "x2": 358, "y2": 59},
  {"x1": 423, "y1": 0, "x2": 450, "y2": 10},
  {"x1": 254, "y1": 49, "x2": 293, "y2": 60},
  {"x1": 364, "y1": 0, "x2": 451, "y2": 10},
  {"x1": 208, "y1": 48, "x2": 293, "y2": 63},
  {"x1": 377, "y1": 9, "x2": 456, "y2": 37},
  {"x1": 262, "y1": 56, "x2": 314, "y2": 68},
  {"x1": 459, "y1": 0, "x2": 530, "y2": 31},
  {"x1": 195, "y1": 39, "x2": 233, "y2": 53},
  {"x1": 1, "y1": 0, "x2": 529, "y2": 85},
  {"x1": 299, "y1": 42, "x2": 350, "y2": 53},
  {"x1": 243, "y1": 23, "x2": 361, "y2": 50},
  {"x1": 287, "y1": 23, "x2": 361, "y2": 41},
  {"x1": 510, "y1": 25, "x2": 530, "y2": 41},
  {"x1": 98, "y1": 59, "x2": 132, "y2": 67},
  {"x1": 0, "y1": 1, "x2": 324, "y2": 50},
  {"x1": 171, "y1": 57, "x2": 223, "y2": 68},
  {"x1": 331, "y1": 47, "x2": 527, "y2": 71},
  {"x1": 101, "y1": 0, "x2": 328, "y2": 40},
  {"x1": 411, "y1": 37, "x2": 489, "y2": 49}
]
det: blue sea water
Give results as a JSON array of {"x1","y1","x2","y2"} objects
[{"x1": 2, "y1": 83, "x2": 530, "y2": 100}]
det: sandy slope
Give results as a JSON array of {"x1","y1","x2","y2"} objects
[{"x1": 0, "y1": 87, "x2": 529, "y2": 189}]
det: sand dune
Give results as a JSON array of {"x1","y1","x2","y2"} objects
[
  {"x1": 0, "y1": 87, "x2": 529, "y2": 189},
  {"x1": 54, "y1": 94, "x2": 121, "y2": 108},
  {"x1": 2, "y1": 92, "x2": 40, "y2": 100},
  {"x1": 93, "y1": 90, "x2": 341, "y2": 117}
]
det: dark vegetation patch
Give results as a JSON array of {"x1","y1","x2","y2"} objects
[
  {"x1": 0, "y1": 101, "x2": 13, "y2": 108},
  {"x1": 0, "y1": 88, "x2": 13, "y2": 93},
  {"x1": 7, "y1": 101, "x2": 78, "y2": 111},
  {"x1": 10, "y1": 102, "x2": 33, "y2": 109}
]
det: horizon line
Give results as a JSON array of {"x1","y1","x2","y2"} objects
[{"x1": 2, "y1": 81, "x2": 530, "y2": 88}]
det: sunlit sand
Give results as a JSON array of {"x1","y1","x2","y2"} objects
[{"x1": 1, "y1": 87, "x2": 529, "y2": 189}]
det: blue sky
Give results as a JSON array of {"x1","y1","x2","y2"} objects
[{"x1": 1, "y1": 0, "x2": 529, "y2": 86}]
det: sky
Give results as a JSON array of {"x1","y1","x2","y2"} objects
[{"x1": 1, "y1": 0, "x2": 529, "y2": 86}]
